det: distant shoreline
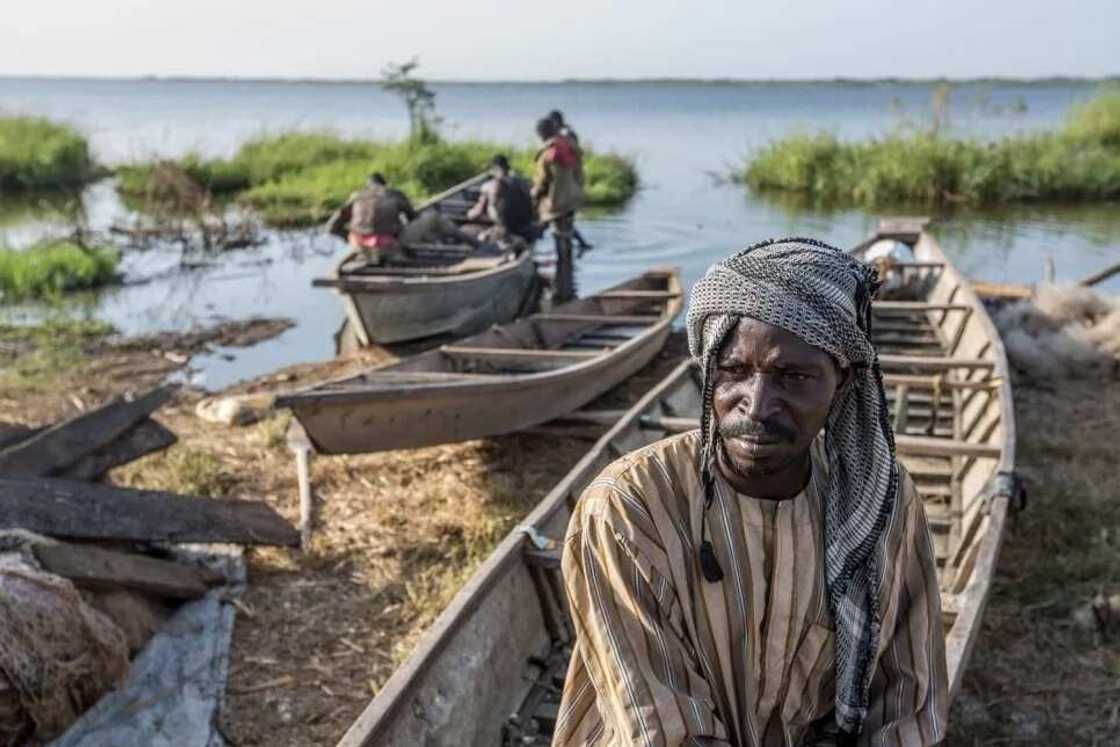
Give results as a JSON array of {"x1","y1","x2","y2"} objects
[{"x1": 2, "y1": 74, "x2": 1118, "y2": 87}]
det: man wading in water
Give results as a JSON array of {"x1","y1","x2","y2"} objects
[
  {"x1": 532, "y1": 117, "x2": 584, "y2": 303},
  {"x1": 553, "y1": 240, "x2": 948, "y2": 746}
]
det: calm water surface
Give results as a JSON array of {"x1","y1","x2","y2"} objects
[{"x1": 2, "y1": 78, "x2": 1118, "y2": 388}]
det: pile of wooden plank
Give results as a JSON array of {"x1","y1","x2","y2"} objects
[
  {"x1": 0, "y1": 385, "x2": 298, "y2": 593},
  {"x1": 0, "y1": 387, "x2": 299, "y2": 743}
]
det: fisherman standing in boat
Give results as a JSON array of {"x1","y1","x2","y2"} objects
[
  {"x1": 532, "y1": 117, "x2": 584, "y2": 302},
  {"x1": 466, "y1": 154, "x2": 538, "y2": 253},
  {"x1": 554, "y1": 239, "x2": 948, "y2": 746},
  {"x1": 326, "y1": 172, "x2": 416, "y2": 265}
]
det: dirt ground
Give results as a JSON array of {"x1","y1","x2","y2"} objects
[
  {"x1": 1, "y1": 320, "x2": 688, "y2": 746},
  {"x1": 5, "y1": 318, "x2": 1120, "y2": 745},
  {"x1": 944, "y1": 376, "x2": 1120, "y2": 746}
]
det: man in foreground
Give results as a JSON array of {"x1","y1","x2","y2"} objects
[
  {"x1": 554, "y1": 239, "x2": 947, "y2": 746},
  {"x1": 325, "y1": 173, "x2": 416, "y2": 264}
]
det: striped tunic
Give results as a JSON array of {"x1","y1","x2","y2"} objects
[{"x1": 553, "y1": 431, "x2": 947, "y2": 747}]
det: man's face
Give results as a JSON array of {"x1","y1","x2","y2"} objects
[{"x1": 712, "y1": 317, "x2": 847, "y2": 480}]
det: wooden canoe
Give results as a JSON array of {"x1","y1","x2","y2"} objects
[
  {"x1": 337, "y1": 220, "x2": 1015, "y2": 746},
  {"x1": 277, "y1": 267, "x2": 683, "y2": 454},
  {"x1": 314, "y1": 172, "x2": 539, "y2": 345}
]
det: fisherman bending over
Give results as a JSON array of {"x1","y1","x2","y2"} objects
[
  {"x1": 532, "y1": 117, "x2": 584, "y2": 302},
  {"x1": 326, "y1": 173, "x2": 416, "y2": 265},
  {"x1": 399, "y1": 207, "x2": 481, "y2": 250},
  {"x1": 554, "y1": 239, "x2": 948, "y2": 746},
  {"x1": 466, "y1": 154, "x2": 537, "y2": 253}
]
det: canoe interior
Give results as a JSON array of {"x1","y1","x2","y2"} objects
[
  {"x1": 296, "y1": 269, "x2": 681, "y2": 392},
  {"x1": 280, "y1": 268, "x2": 682, "y2": 454},
  {"x1": 338, "y1": 225, "x2": 1014, "y2": 746}
]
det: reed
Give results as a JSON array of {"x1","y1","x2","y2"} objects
[
  {"x1": 0, "y1": 241, "x2": 120, "y2": 300},
  {"x1": 739, "y1": 91, "x2": 1120, "y2": 206},
  {"x1": 0, "y1": 116, "x2": 96, "y2": 190},
  {"x1": 116, "y1": 133, "x2": 639, "y2": 226}
]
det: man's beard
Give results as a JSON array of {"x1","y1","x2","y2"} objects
[{"x1": 716, "y1": 417, "x2": 799, "y2": 477}]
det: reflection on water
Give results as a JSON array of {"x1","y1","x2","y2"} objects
[{"x1": 2, "y1": 78, "x2": 1119, "y2": 388}]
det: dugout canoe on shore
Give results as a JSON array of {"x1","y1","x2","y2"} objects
[
  {"x1": 337, "y1": 218, "x2": 1017, "y2": 746},
  {"x1": 278, "y1": 267, "x2": 683, "y2": 454},
  {"x1": 313, "y1": 172, "x2": 539, "y2": 345}
]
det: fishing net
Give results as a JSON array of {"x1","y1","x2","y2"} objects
[{"x1": 0, "y1": 552, "x2": 129, "y2": 745}]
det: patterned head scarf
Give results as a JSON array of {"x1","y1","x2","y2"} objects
[{"x1": 686, "y1": 237, "x2": 897, "y2": 737}]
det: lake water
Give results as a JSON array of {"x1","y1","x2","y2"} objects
[{"x1": 2, "y1": 77, "x2": 1118, "y2": 389}]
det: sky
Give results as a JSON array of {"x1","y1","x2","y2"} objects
[{"x1": 4, "y1": 0, "x2": 1118, "y2": 81}]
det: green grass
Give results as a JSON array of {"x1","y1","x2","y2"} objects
[
  {"x1": 116, "y1": 132, "x2": 639, "y2": 226},
  {"x1": 0, "y1": 116, "x2": 97, "y2": 190},
  {"x1": 0, "y1": 240, "x2": 120, "y2": 301},
  {"x1": 0, "y1": 317, "x2": 114, "y2": 392},
  {"x1": 739, "y1": 91, "x2": 1120, "y2": 207}
]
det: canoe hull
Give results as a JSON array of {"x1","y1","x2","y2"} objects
[
  {"x1": 290, "y1": 321, "x2": 672, "y2": 453},
  {"x1": 341, "y1": 252, "x2": 538, "y2": 345}
]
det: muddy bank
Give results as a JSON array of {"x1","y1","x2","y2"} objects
[{"x1": 0, "y1": 317, "x2": 294, "y2": 427}]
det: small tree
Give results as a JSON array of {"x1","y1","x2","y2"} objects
[{"x1": 381, "y1": 58, "x2": 440, "y2": 145}]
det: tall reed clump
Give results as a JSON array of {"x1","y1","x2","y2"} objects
[
  {"x1": 0, "y1": 116, "x2": 96, "y2": 190},
  {"x1": 0, "y1": 241, "x2": 120, "y2": 301},
  {"x1": 116, "y1": 133, "x2": 639, "y2": 226},
  {"x1": 740, "y1": 90, "x2": 1120, "y2": 206}
]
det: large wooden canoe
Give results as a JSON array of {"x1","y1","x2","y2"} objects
[
  {"x1": 313, "y1": 173, "x2": 539, "y2": 345},
  {"x1": 337, "y1": 220, "x2": 1016, "y2": 746},
  {"x1": 277, "y1": 268, "x2": 683, "y2": 454}
]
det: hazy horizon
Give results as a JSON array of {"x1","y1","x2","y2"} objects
[
  {"x1": 5, "y1": 1, "x2": 1118, "y2": 81},
  {"x1": 3, "y1": 74, "x2": 1117, "y2": 85}
]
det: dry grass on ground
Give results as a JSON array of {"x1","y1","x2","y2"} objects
[
  {"x1": 2, "y1": 319, "x2": 687, "y2": 746},
  {"x1": 946, "y1": 378, "x2": 1120, "y2": 746}
]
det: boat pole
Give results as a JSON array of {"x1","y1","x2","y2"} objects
[{"x1": 286, "y1": 420, "x2": 315, "y2": 549}]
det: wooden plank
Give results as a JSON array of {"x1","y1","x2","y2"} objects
[
  {"x1": 314, "y1": 262, "x2": 500, "y2": 284},
  {"x1": 0, "y1": 423, "x2": 41, "y2": 450},
  {"x1": 0, "y1": 387, "x2": 172, "y2": 478},
  {"x1": 414, "y1": 171, "x2": 489, "y2": 212},
  {"x1": 874, "y1": 301, "x2": 972, "y2": 312},
  {"x1": 875, "y1": 261, "x2": 945, "y2": 271},
  {"x1": 879, "y1": 355, "x2": 994, "y2": 372},
  {"x1": 596, "y1": 290, "x2": 681, "y2": 300},
  {"x1": 971, "y1": 280, "x2": 1033, "y2": 301},
  {"x1": 440, "y1": 346, "x2": 600, "y2": 362},
  {"x1": 895, "y1": 435, "x2": 1001, "y2": 459},
  {"x1": 877, "y1": 217, "x2": 930, "y2": 241},
  {"x1": 31, "y1": 542, "x2": 221, "y2": 599},
  {"x1": 532, "y1": 313, "x2": 661, "y2": 324},
  {"x1": 57, "y1": 418, "x2": 177, "y2": 481},
  {"x1": 894, "y1": 385, "x2": 910, "y2": 434},
  {"x1": 1080, "y1": 260, "x2": 1120, "y2": 288},
  {"x1": 882, "y1": 374, "x2": 998, "y2": 391},
  {"x1": 0, "y1": 476, "x2": 300, "y2": 546}
]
